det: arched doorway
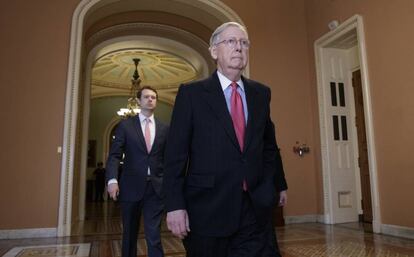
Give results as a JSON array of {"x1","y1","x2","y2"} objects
[{"x1": 59, "y1": 0, "x2": 248, "y2": 236}]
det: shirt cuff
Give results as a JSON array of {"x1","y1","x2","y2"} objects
[{"x1": 107, "y1": 178, "x2": 118, "y2": 185}]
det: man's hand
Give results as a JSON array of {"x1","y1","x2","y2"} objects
[
  {"x1": 107, "y1": 183, "x2": 119, "y2": 201},
  {"x1": 278, "y1": 190, "x2": 287, "y2": 207},
  {"x1": 166, "y1": 209, "x2": 190, "y2": 239}
]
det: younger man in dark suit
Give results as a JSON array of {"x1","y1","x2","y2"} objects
[{"x1": 106, "y1": 86, "x2": 169, "y2": 257}]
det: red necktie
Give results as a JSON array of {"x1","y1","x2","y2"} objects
[
  {"x1": 230, "y1": 82, "x2": 245, "y2": 151},
  {"x1": 144, "y1": 118, "x2": 152, "y2": 152},
  {"x1": 230, "y1": 82, "x2": 248, "y2": 191}
]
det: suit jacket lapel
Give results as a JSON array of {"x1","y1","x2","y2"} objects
[
  {"x1": 133, "y1": 115, "x2": 148, "y2": 153},
  {"x1": 202, "y1": 73, "x2": 240, "y2": 150},
  {"x1": 243, "y1": 77, "x2": 258, "y2": 152}
]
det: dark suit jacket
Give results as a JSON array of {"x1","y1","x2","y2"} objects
[
  {"x1": 163, "y1": 72, "x2": 287, "y2": 237},
  {"x1": 106, "y1": 116, "x2": 169, "y2": 202}
]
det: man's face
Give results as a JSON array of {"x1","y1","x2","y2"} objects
[
  {"x1": 139, "y1": 89, "x2": 157, "y2": 111},
  {"x1": 210, "y1": 26, "x2": 249, "y2": 74}
]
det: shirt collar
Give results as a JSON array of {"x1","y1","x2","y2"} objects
[
  {"x1": 216, "y1": 70, "x2": 244, "y2": 92},
  {"x1": 139, "y1": 113, "x2": 154, "y2": 123}
]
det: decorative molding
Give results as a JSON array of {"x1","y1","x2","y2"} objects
[
  {"x1": 285, "y1": 215, "x2": 322, "y2": 224},
  {"x1": 0, "y1": 228, "x2": 57, "y2": 239},
  {"x1": 87, "y1": 26, "x2": 212, "y2": 82},
  {"x1": 381, "y1": 224, "x2": 414, "y2": 240},
  {"x1": 318, "y1": 214, "x2": 331, "y2": 224},
  {"x1": 355, "y1": 15, "x2": 382, "y2": 234},
  {"x1": 87, "y1": 23, "x2": 209, "y2": 54},
  {"x1": 88, "y1": 30, "x2": 204, "y2": 99},
  {"x1": 58, "y1": 0, "x2": 95, "y2": 237}
]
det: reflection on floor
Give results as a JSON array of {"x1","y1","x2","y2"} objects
[
  {"x1": 1, "y1": 202, "x2": 414, "y2": 257},
  {"x1": 279, "y1": 223, "x2": 414, "y2": 257}
]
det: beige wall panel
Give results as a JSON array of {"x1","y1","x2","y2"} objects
[
  {"x1": 304, "y1": 0, "x2": 414, "y2": 227},
  {"x1": 0, "y1": 0, "x2": 79, "y2": 229}
]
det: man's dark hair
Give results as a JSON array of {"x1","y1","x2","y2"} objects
[{"x1": 137, "y1": 86, "x2": 158, "y2": 99}]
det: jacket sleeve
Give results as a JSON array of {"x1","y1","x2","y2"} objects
[
  {"x1": 271, "y1": 122, "x2": 288, "y2": 192},
  {"x1": 262, "y1": 88, "x2": 288, "y2": 192},
  {"x1": 163, "y1": 85, "x2": 193, "y2": 212}
]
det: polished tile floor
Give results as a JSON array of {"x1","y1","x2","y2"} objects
[{"x1": 1, "y1": 201, "x2": 414, "y2": 257}]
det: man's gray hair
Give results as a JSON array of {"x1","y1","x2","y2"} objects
[{"x1": 209, "y1": 22, "x2": 248, "y2": 47}]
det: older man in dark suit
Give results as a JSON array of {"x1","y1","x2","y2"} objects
[
  {"x1": 163, "y1": 22, "x2": 287, "y2": 257},
  {"x1": 106, "y1": 86, "x2": 169, "y2": 257}
]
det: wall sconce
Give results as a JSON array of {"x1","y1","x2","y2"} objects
[{"x1": 293, "y1": 141, "x2": 310, "y2": 157}]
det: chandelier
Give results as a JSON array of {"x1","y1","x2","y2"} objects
[{"x1": 117, "y1": 58, "x2": 141, "y2": 117}]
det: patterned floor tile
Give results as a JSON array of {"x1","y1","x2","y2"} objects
[{"x1": 2, "y1": 243, "x2": 90, "y2": 257}]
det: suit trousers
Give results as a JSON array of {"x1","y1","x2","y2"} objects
[
  {"x1": 261, "y1": 224, "x2": 282, "y2": 257},
  {"x1": 121, "y1": 181, "x2": 164, "y2": 257},
  {"x1": 183, "y1": 192, "x2": 267, "y2": 257}
]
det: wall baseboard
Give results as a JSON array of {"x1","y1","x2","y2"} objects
[
  {"x1": 381, "y1": 224, "x2": 414, "y2": 240},
  {"x1": 285, "y1": 215, "x2": 323, "y2": 224},
  {"x1": 0, "y1": 228, "x2": 57, "y2": 239},
  {"x1": 285, "y1": 216, "x2": 414, "y2": 240}
]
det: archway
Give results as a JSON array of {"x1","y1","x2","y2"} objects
[{"x1": 59, "y1": 0, "x2": 247, "y2": 236}]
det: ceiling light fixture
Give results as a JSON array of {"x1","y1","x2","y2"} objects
[{"x1": 117, "y1": 58, "x2": 141, "y2": 117}]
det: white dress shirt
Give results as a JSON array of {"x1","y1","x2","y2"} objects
[{"x1": 217, "y1": 70, "x2": 249, "y2": 123}]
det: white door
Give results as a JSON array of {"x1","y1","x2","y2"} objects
[{"x1": 321, "y1": 48, "x2": 358, "y2": 223}]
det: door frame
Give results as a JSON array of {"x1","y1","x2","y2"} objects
[{"x1": 314, "y1": 14, "x2": 381, "y2": 233}]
